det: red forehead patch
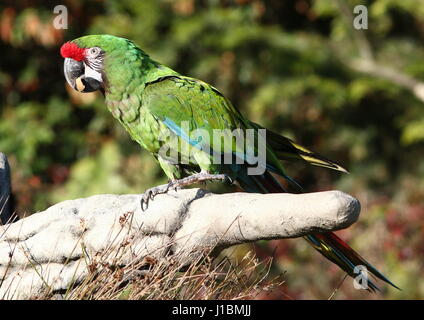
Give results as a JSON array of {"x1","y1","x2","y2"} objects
[{"x1": 60, "y1": 42, "x2": 86, "y2": 61}]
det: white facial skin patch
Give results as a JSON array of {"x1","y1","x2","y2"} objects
[{"x1": 84, "y1": 63, "x2": 103, "y2": 82}]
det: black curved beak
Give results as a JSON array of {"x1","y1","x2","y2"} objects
[{"x1": 64, "y1": 58, "x2": 102, "y2": 93}]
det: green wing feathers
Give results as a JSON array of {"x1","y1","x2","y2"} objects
[
  {"x1": 143, "y1": 76, "x2": 347, "y2": 177},
  {"x1": 249, "y1": 121, "x2": 348, "y2": 173}
]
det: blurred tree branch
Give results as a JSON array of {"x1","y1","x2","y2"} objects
[{"x1": 335, "y1": 0, "x2": 424, "y2": 103}]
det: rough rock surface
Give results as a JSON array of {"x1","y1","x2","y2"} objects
[
  {"x1": 0, "y1": 187, "x2": 360, "y2": 299},
  {"x1": 0, "y1": 152, "x2": 361, "y2": 299}
]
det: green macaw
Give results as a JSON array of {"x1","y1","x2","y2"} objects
[{"x1": 61, "y1": 34, "x2": 397, "y2": 291}]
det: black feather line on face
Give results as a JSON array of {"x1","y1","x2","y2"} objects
[{"x1": 85, "y1": 51, "x2": 104, "y2": 73}]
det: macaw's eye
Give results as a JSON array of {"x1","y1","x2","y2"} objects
[{"x1": 88, "y1": 47, "x2": 101, "y2": 58}]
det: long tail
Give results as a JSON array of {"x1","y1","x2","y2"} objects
[
  {"x1": 249, "y1": 121, "x2": 349, "y2": 173},
  {"x1": 305, "y1": 233, "x2": 399, "y2": 291},
  {"x1": 236, "y1": 167, "x2": 398, "y2": 292}
]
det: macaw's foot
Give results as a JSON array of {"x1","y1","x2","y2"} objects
[
  {"x1": 140, "y1": 172, "x2": 231, "y2": 211},
  {"x1": 140, "y1": 183, "x2": 173, "y2": 211}
]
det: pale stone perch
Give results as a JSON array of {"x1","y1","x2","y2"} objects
[
  {"x1": 0, "y1": 148, "x2": 361, "y2": 299},
  {"x1": 0, "y1": 186, "x2": 361, "y2": 299}
]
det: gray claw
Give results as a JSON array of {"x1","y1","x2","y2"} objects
[{"x1": 140, "y1": 183, "x2": 172, "y2": 211}]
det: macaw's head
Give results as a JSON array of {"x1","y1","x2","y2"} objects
[{"x1": 60, "y1": 35, "x2": 144, "y2": 93}]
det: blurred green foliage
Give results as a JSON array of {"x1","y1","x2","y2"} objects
[{"x1": 0, "y1": 0, "x2": 423, "y2": 299}]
